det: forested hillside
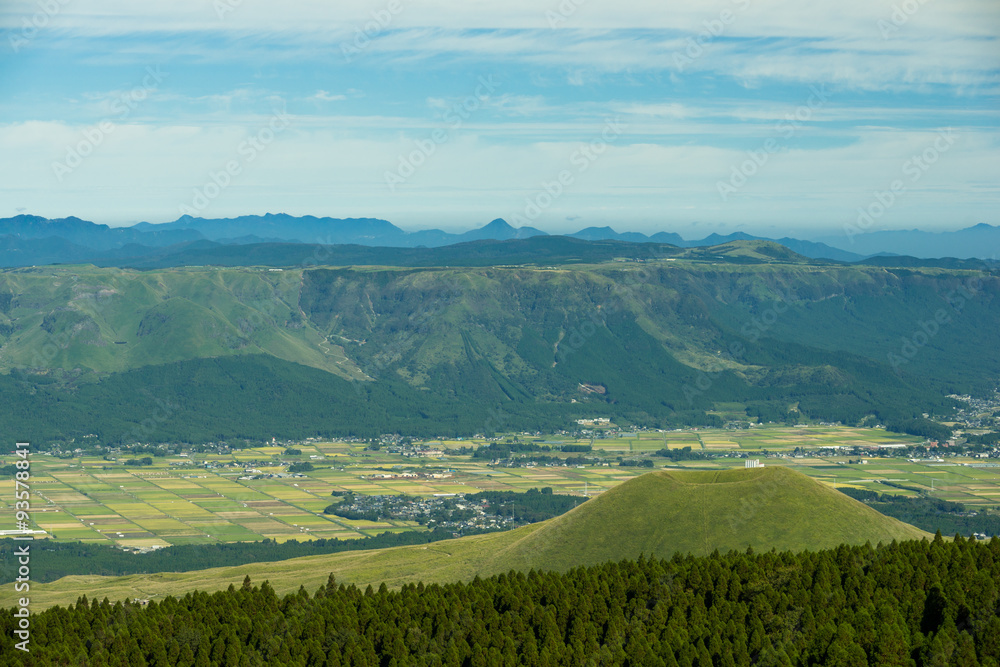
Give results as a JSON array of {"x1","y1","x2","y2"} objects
[
  {"x1": 3, "y1": 537, "x2": 998, "y2": 666},
  {"x1": 0, "y1": 257, "x2": 996, "y2": 443}
]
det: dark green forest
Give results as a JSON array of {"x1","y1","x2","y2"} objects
[
  {"x1": 464, "y1": 489, "x2": 581, "y2": 524},
  {"x1": 0, "y1": 347, "x2": 960, "y2": 450},
  {"x1": 325, "y1": 488, "x2": 580, "y2": 526},
  {"x1": 0, "y1": 356, "x2": 580, "y2": 448},
  {"x1": 3, "y1": 536, "x2": 999, "y2": 666}
]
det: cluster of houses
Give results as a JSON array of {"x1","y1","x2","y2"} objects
[
  {"x1": 333, "y1": 493, "x2": 521, "y2": 533},
  {"x1": 483, "y1": 456, "x2": 609, "y2": 469},
  {"x1": 376, "y1": 439, "x2": 449, "y2": 458},
  {"x1": 950, "y1": 392, "x2": 1000, "y2": 430},
  {"x1": 364, "y1": 470, "x2": 454, "y2": 480},
  {"x1": 237, "y1": 468, "x2": 309, "y2": 480},
  {"x1": 119, "y1": 544, "x2": 165, "y2": 554}
]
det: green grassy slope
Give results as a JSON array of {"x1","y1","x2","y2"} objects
[
  {"x1": 9, "y1": 468, "x2": 929, "y2": 611},
  {"x1": 0, "y1": 266, "x2": 365, "y2": 379},
  {"x1": 486, "y1": 467, "x2": 929, "y2": 572}
]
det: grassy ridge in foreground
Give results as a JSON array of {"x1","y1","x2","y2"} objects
[{"x1": 10, "y1": 467, "x2": 930, "y2": 611}]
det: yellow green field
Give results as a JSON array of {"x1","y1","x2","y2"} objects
[{"x1": 0, "y1": 442, "x2": 639, "y2": 547}]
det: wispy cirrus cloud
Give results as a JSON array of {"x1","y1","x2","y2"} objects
[{"x1": 312, "y1": 90, "x2": 347, "y2": 102}]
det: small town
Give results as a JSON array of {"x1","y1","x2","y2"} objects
[{"x1": 326, "y1": 493, "x2": 542, "y2": 533}]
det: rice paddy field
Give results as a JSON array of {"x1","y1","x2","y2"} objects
[
  {"x1": 2, "y1": 425, "x2": 997, "y2": 547},
  {"x1": 0, "y1": 441, "x2": 640, "y2": 548},
  {"x1": 540, "y1": 425, "x2": 926, "y2": 453}
]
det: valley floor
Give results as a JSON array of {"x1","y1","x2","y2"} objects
[{"x1": 2, "y1": 425, "x2": 998, "y2": 551}]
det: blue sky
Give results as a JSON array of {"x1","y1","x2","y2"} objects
[{"x1": 0, "y1": 1, "x2": 997, "y2": 239}]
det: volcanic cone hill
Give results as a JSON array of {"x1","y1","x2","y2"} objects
[{"x1": 482, "y1": 467, "x2": 931, "y2": 573}]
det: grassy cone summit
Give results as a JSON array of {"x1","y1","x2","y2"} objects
[{"x1": 483, "y1": 467, "x2": 930, "y2": 572}]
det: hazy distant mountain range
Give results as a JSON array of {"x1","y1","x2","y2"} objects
[{"x1": 0, "y1": 214, "x2": 996, "y2": 268}]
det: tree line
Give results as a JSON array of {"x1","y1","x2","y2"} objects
[{"x1": 3, "y1": 535, "x2": 999, "y2": 665}]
